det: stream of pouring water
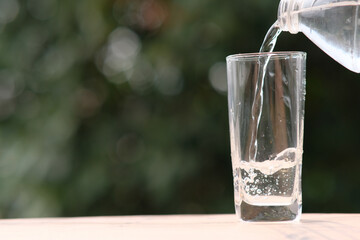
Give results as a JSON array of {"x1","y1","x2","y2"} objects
[
  {"x1": 248, "y1": 21, "x2": 282, "y2": 161},
  {"x1": 260, "y1": 21, "x2": 282, "y2": 53}
]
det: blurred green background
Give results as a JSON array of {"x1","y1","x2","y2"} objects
[{"x1": 0, "y1": 0, "x2": 359, "y2": 218}]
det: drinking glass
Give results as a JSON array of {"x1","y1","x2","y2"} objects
[{"x1": 226, "y1": 52, "x2": 306, "y2": 221}]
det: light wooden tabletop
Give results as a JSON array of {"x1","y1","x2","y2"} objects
[{"x1": 0, "y1": 214, "x2": 359, "y2": 240}]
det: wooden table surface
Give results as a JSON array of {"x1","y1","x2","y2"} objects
[{"x1": 0, "y1": 214, "x2": 359, "y2": 240}]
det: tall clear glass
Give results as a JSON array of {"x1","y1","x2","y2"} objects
[{"x1": 226, "y1": 52, "x2": 306, "y2": 222}]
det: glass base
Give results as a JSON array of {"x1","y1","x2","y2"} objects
[{"x1": 235, "y1": 200, "x2": 301, "y2": 222}]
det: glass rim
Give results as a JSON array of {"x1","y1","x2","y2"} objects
[{"x1": 226, "y1": 51, "x2": 306, "y2": 62}]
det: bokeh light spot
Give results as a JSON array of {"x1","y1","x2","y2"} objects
[
  {"x1": 99, "y1": 27, "x2": 141, "y2": 77},
  {"x1": 136, "y1": 0, "x2": 167, "y2": 31},
  {"x1": 209, "y1": 62, "x2": 227, "y2": 94},
  {"x1": 114, "y1": 0, "x2": 168, "y2": 31},
  {"x1": 0, "y1": 0, "x2": 20, "y2": 24}
]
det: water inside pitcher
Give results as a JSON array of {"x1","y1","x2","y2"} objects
[{"x1": 278, "y1": 0, "x2": 360, "y2": 72}]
